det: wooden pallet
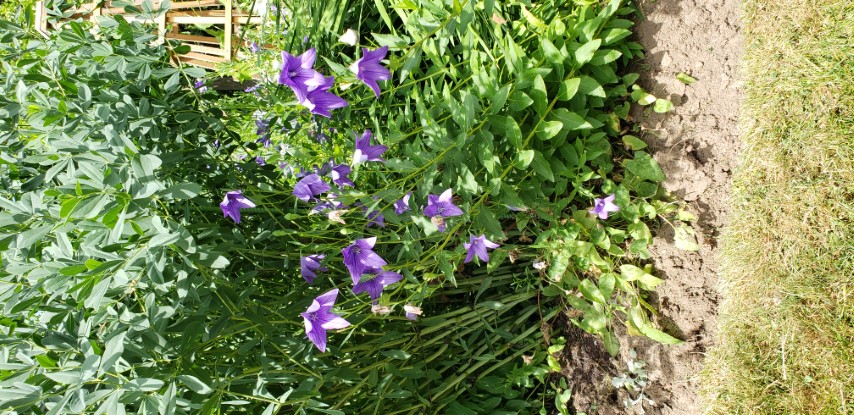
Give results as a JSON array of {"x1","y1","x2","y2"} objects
[{"x1": 34, "y1": 0, "x2": 263, "y2": 70}]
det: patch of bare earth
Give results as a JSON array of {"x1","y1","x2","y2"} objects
[{"x1": 560, "y1": 0, "x2": 742, "y2": 413}]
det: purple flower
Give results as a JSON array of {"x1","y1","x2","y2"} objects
[
  {"x1": 300, "y1": 289, "x2": 350, "y2": 352},
  {"x1": 589, "y1": 194, "x2": 620, "y2": 219},
  {"x1": 364, "y1": 208, "x2": 385, "y2": 228},
  {"x1": 250, "y1": 41, "x2": 261, "y2": 53},
  {"x1": 245, "y1": 84, "x2": 260, "y2": 93},
  {"x1": 220, "y1": 191, "x2": 256, "y2": 224},
  {"x1": 329, "y1": 163, "x2": 355, "y2": 188},
  {"x1": 394, "y1": 192, "x2": 412, "y2": 214},
  {"x1": 352, "y1": 130, "x2": 387, "y2": 164},
  {"x1": 403, "y1": 304, "x2": 422, "y2": 320},
  {"x1": 255, "y1": 114, "x2": 271, "y2": 147},
  {"x1": 194, "y1": 79, "x2": 207, "y2": 93},
  {"x1": 341, "y1": 237, "x2": 388, "y2": 284},
  {"x1": 423, "y1": 189, "x2": 464, "y2": 232},
  {"x1": 278, "y1": 48, "x2": 326, "y2": 102},
  {"x1": 293, "y1": 174, "x2": 331, "y2": 202},
  {"x1": 352, "y1": 268, "x2": 402, "y2": 300},
  {"x1": 256, "y1": 156, "x2": 266, "y2": 166},
  {"x1": 349, "y1": 46, "x2": 391, "y2": 98},
  {"x1": 212, "y1": 139, "x2": 220, "y2": 149},
  {"x1": 300, "y1": 254, "x2": 327, "y2": 284},
  {"x1": 463, "y1": 234, "x2": 500, "y2": 264},
  {"x1": 303, "y1": 76, "x2": 349, "y2": 118}
]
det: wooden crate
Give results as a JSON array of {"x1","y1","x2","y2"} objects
[{"x1": 34, "y1": 0, "x2": 263, "y2": 70}]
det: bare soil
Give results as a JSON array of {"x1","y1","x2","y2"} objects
[{"x1": 560, "y1": 0, "x2": 742, "y2": 413}]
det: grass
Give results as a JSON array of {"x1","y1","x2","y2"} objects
[{"x1": 699, "y1": 0, "x2": 853, "y2": 413}]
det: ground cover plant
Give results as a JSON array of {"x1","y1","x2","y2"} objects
[
  {"x1": 700, "y1": 0, "x2": 854, "y2": 413},
  {"x1": 0, "y1": 0, "x2": 689, "y2": 413}
]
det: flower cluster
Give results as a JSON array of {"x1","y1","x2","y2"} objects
[{"x1": 219, "y1": 42, "x2": 506, "y2": 353}]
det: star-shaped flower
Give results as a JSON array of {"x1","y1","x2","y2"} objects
[
  {"x1": 341, "y1": 237, "x2": 388, "y2": 284},
  {"x1": 423, "y1": 189, "x2": 464, "y2": 232},
  {"x1": 352, "y1": 268, "x2": 403, "y2": 300},
  {"x1": 352, "y1": 129, "x2": 387, "y2": 164},
  {"x1": 349, "y1": 46, "x2": 391, "y2": 98},
  {"x1": 300, "y1": 254, "x2": 327, "y2": 284},
  {"x1": 220, "y1": 191, "x2": 256, "y2": 224},
  {"x1": 300, "y1": 289, "x2": 350, "y2": 352},
  {"x1": 278, "y1": 48, "x2": 326, "y2": 102},
  {"x1": 302, "y1": 76, "x2": 349, "y2": 118},
  {"x1": 463, "y1": 234, "x2": 500, "y2": 264},
  {"x1": 589, "y1": 194, "x2": 620, "y2": 219},
  {"x1": 293, "y1": 174, "x2": 331, "y2": 202},
  {"x1": 394, "y1": 192, "x2": 412, "y2": 214}
]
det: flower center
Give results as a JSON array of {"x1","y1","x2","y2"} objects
[{"x1": 289, "y1": 70, "x2": 298, "y2": 78}]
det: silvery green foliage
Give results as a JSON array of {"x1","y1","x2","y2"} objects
[{"x1": 611, "y1": 349, "x2": 656, "y2": 413}]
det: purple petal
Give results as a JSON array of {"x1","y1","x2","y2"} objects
[
  {"x1": 321, "y1": 316, "x2": 351, "y2": 330},
  {"x1": 306, "y1": 325, "x2": 327, "y2": 352}
]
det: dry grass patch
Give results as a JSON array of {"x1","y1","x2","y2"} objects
[{"x1": 700, "y1": 0, "x2": 853, "y2": 414}]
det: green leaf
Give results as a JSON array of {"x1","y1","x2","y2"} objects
[
  {"x1": 621, "y1": 135, "x2": 647, "y2": 150},
  {"x1": 508, "y1": 91, "x2": 533, "y2": 112},
  {"x1": 574, "y1": 39, "x2": 601, "y2": 66},
  {"x1": 18, "y1": 224, "x2": 51, "y2": 249},
  {"x1": 150, "y1": 232, "x2": 180, "y2": 247},
  {"x1": 674, "y1": 224, "x2": 700, "y2": 251},
  {"x1": 654, "y1": 98, "x2": 674, "y2": 113},
  {"x1": 535, "y1": 121, "x2": 562, "y2": 141},
  {"x1": 516, "y1": 150, "x2": 534, "y2": 169},
  {"x1": 161, "y1": 182, "x2": 201, "y2": 200},
  {"x1": 504, "y1": 116, "x2": 523, "y2": 148},
  {"x1": 530, "y1": 75, "x2": 548, "y2": 116},
  {"x1": 99, "y1": 331, "x2": 125, "y2": 375},
  {"x1": 628, "y1": 306, "x2": 683, "y2": 345},
  {"x1": 125, "y1": 378, "x2": 165, "y2": 392},
  {"x1": 530, "y1": 150, "x2": 554, "y2": 182},
  {"x1": 380, "y1": 350, "x2": 411, "y2": 360},
  {"x1": 676, "y1": 72, "x2": 697, "y2": 85},
  {"x1": 540, "y1": 38, "x2": 565, "y2": 72},
  {"x1": 178, "y1": 375, "x2": 213, "y2": 395},
  {"x1": 59, "y1": 264, "x2": 88, "y2": 276},
  {"x1": 557, "y1": 78, "x2": 581, "y2": 101},
  {"x1": 625, "y1": 152, "x2": 665, "y2": 182},
  {"x1": 578, "y1": 76, "x2": 606, "y2": 97},
  {"x1": 579, "y1": 279, "x2": 606, "y2": 304},
  {"x1": 551, "y1": 108, "x2": 593, "y2": 130}
]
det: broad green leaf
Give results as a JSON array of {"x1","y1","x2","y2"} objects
[
  {"x1": 504, "y1": 116, "x2": 523, "y2": 147},
  {"x1": 579, "y1": 279, "x2": 606, "y2": 304},
  {"x1": 516, "y1": 150, "x2": 534, "y2": 169},
  {"x1": 551, "y1": 108, "x2": 593, "y2": 130},
  {"x1": 674, "y1": 224, "x2": 700, "y2": 251},
  {"x1": 628, "y1": 306, "x2": 683, "y2": 345},
  {"x1": 535, "y1": 121, "x2": 562, "y2": 141},
  {"x1": 625, "y1": 152, "x2": 665, "y2": 182},
  {"x1": 530, "y1": 150, "x2": 554, "y2": 182},
  {"x1": 621, "y1": 135, "x2": 647, "y2": 150},
  {"x1": 125, "y1": 378, "x2": 164, "y2": 392},
  {"x1": 508, "y1": 91, "x2": 533, "y2": 112},
  {"x1": 574, "y1": 39, "x2": 601, "y2": 66},
  {"x1": 578, "y1": 76, "x2": 606, "y2": 97},
  {"x1": 530, "y1": 75, "x2": 548, "y2": 116},
  {"x1": 557, "y1": 78, "x2": 581, "y2": 101},
  {"x1": 654, "y1": 98, "x2": 674, "y2": 113}
]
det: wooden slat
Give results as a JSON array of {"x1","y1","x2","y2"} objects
[
  {"x1": 166, "y1": 15, "x2": 262, "y2": 24},
  {"x1": 168, "y1": 9, "x2": 251, "y2": 17},
  {"x1": 169, "y1": 0, "x2": 221, "y2": 10},
  {"x1": 176, "y1": 56, "x2": 217, "y2": 69},
  {"x1": 223, "y1": 0, "x2": 232, "y2": 59},
  {"x1": 182, "y1": 51, "x2": 228, "y2": 63},
  {"x1": 165, "y1": 32, "x2": 219, "y2": 45},
  {"x1": 188, "y1": 43, "x2": 226, "y2": 56}
]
